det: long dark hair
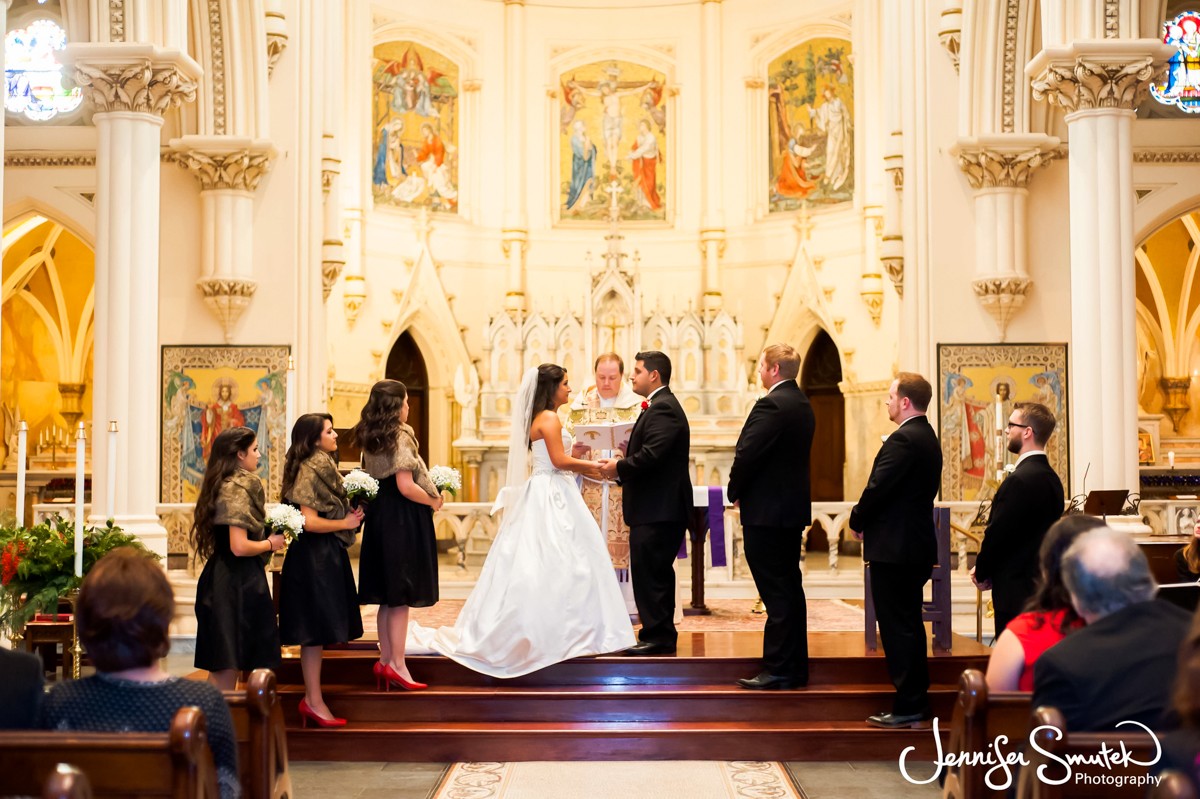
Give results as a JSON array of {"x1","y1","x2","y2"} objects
[
  {"x1": 352, "y1": 380, "x2": 407, "y2": 457},
  {"x1": 1173, "y1": 607, "x2": 1200, "y2": 728},
  {"x1": 1023, "y1": 514, "x2": 1107, "y2": 633},
  {"x1": 281, "y1": 413, "x2": 335, "y2": 503},
  {"x1": 190, "y1": 426, "x2": 258, "y2": 561},
  {"x1": 528, "y1": 364, "x2": 566, "y2": 447}
]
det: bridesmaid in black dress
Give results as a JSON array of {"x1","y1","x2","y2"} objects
[
  {"x1": 353, "y1": 380, "x2": 443, "y2": 690},
  {"x1": 279, "y1": 413, "x2": 365, "y2": 727},
  {"x1": 192, "y1": 427, "x2": 286, "y2": 691}
]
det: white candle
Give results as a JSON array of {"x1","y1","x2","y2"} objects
[
  {"x1": 15, "y1": 421, "x2": 27, "y2": 527},
  {"x1": 106, "y1": 421, "x2": 118, "y2": 520},
  {"x1": 285, "y1": 355, "x2": 297, "y2": 437},
  {"x1": 1169, "y1": 450, "x2": 1176, "y2": 469},
  {"x1": 75, "y1": 422, "x2": 85, "y2": 577},
  {"x1": 995, "y1": 396, "x2": 1004, "y2": 432}
]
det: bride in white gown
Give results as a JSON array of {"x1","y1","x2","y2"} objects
[{"x1": 408, "y1": 364, "x2": 636, "y2": 677}]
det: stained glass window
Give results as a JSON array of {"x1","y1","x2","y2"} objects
[
  {"x1": 1151, "y1": 11, "x2": 1200, "y2": 113},
  {"x1": 4, "y1": 18, "x2": 83, "y2": 121}
]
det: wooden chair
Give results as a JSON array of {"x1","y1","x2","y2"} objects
[
  {"x1": 865, "y1": 506, "x2": 954, "y2": 652},
  {"x1": 941, "y1": 668, "x2": 1033, "y2": 799},
  {"x1": 0, "y1": 706, "x2": 219, "y2": 798},
  {"x1": 224, "y1": 669, "x2": 292, "y2": 799},
  {"x1": 1152, "y1": 771, "x2": 1199, "y2": 799},
  {"x1": 41, "y1": 763, "x2": 93, "y2": 799},
  {"x1": 1018, "y1": 706, "x2": 1160, "y2": 799}
]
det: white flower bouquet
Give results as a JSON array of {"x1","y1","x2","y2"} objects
[
  {"x1": 343, "y1": 469, "x2": 380, "y2": 505},
  {"x1": 265, "y1": 503, "x2": 305, "y2": 543},
  {"x1": 429, "y1": 465, "x2": 462, "y2": 498}
]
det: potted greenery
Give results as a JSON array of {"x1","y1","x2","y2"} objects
[{"x1": 0, "y1": 515, "x2": 159, "y2": 638}]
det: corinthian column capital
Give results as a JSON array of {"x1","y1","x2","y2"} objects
[
  {"x1": 168, "y1": 136, "x2": 277, "y2": 192},
  {"x1": 1027, "y1": 41, "x2": 1174, "y2": 113},
  {"x1": 954, "y1": 135, "x2": 1060, "y2": 189},
  {"x1": 64, "y1": 44, "x2": 201, "y2": 116}
]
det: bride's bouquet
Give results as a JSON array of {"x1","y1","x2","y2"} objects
[
  {"x1": 429, "y1": 465, "x2": 462, "y2": 498},
  {"x1": 343, "y1": 469, "x2": 380, "y2": 505},
  {"x1": 265, "y1": 504, "x2": 305, "y2": 543}
]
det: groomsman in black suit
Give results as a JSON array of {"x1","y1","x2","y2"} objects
[
  {"x1": 598, "y1": 351, "x2": 692, "y2": 655},
  {"x1": 728, "y1": 344, "x2": 815, "y2": 689},
  {"x1": 849, "y1": 373, "x2": 942, "y2": 729},
  {"x1": 972, "y1": 402, "x2": 1064, "y2": 638}
]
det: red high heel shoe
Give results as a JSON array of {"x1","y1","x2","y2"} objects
[
  {"x1": 298, "y1": 698, "x2": 346, "y2": 728},
  {"x1": 380, "y1": 663, "x2": 427, "y2": 691},
  {"x1": 372, "y1": 661, "x2": 387, "y2": 690}
]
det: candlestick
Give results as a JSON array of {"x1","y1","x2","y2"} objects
[
  {"x1": 15, "y1": 420, "x2": 27, "y2": 527},
  {"x1": 1169, "y1": 450, "x2": 1176, "y2": 469},
  {"x1": 75, "y1": 422, "x2": 85, "y2": 578},
  {"x1": 286, "y1": 355, "x2": 297, "y2": 436},
  {"x1": 995, "y1": 395, "x2": 1004, "y2": 433},
  {"x1": 106, "y1": 421, "x2": 118, "y2": 520}
]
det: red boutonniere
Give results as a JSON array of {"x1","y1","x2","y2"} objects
[{"x1": 640, "y1": 401, "x2": 649, "y2": 411}]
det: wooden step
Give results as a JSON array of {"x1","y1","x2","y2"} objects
[
  {"x1": 276, "y1": 682, "x2": 961, "y2": 724},
  {"x1": 277, "y1": 650, "x2": 988, "y2": 688},
  {"x1": 286, "y1": 719, "x2": 948, "y2": 762}
]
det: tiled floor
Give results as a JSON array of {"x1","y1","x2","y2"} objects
[{"x1": 286, "y1": 760, "x2": 942, "y2": 799}]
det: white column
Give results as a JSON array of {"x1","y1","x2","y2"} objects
[
  {"x1": 63, "y1": 45, "x2": 201, "y2": 556},
  {"x1": 169, "y1": 138, "x2": 275, "y2": 341},
  {"x1": 502, "y1": 0, "x2": 528, "y2": 313},
  {"x1": 699, "y1": 0, "x2": 724, "y2": 312},
  {"x1": 954, "y1": 135, "x2": 1058, "y2": 341},
  {"x1": 320, "y1": 0, "x2": 344, "y2": 301},
  {"x1": 1028, "y1": 42, "x2": 1172, "y2": 494}
]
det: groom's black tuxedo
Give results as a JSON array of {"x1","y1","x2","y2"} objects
[
  {"x1": 616, "y1": 386, "x2": 692, "y2": 646},
  {"x1": 727, "y1": 379, "x2": 815, "y2": 681}
]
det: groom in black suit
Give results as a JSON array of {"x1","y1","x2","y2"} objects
[
  {"x1": 598, "y1": 351, "x2": 692, "y2": 655},
  {"x1": 972, "y1": 402, "x2": 1064, "y2": 638},
  {"x1": 728, "y1": 344, "x2": 815, "y2": 689}
]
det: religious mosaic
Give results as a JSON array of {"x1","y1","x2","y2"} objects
[
  {"x1": 160, "y1": 346, "x2": 289, "y2": 504},
  {"x1": 371, "y1": 41, "x2": 459, "y2": 213},
  {"x1": 937, "y1": 343, "x2": 1069, "y2": 503},
  {"x1": 1150, "y1": 11, "x2": 1200, "y2": 114},
  {"x1": 557, "y1": 60, "x2": 668, "y2": 222},
  {"x1": 767, "y1": 37, "x2": 853, "y2": 211}
]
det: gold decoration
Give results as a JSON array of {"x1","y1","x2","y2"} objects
[{"x1": 1161, "y1": 376, "x2": 1192, "y2": 432}]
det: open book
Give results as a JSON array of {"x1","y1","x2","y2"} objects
[{"x1": 574, "y1": 421, "x2": 635, "y2": 453}]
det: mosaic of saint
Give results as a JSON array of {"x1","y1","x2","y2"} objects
[
  {"x1": 558, "y1": 60, "x2": 667, "y2": 222},
  {"x1": 938, "y1": 344, "x2": 1069, "y2": 503},
  {"x1": 767, "y1": 38, "x2": 853, "y2": 211},
  {"x1": 372, "y1": 41, "x2": 459, "y2": 213}
]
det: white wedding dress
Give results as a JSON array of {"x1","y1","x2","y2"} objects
[{"x1": 407, "y1": 430, "x2": 636, "y2": 677}]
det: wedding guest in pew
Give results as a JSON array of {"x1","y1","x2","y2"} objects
[
  {"x1": 1154, "y1": 605, "x2": 1200, "y2": 792},
  {"x1": 0, "y1": 646, "x2": 42, "y2": 729},
  {"x1": 984, "y1": 515, "x2": 1105, "y2": 691},
  {"x1": 192, "y1": 427, "x2": 285, "y2": 691},
  {"x1": 39, "y1": 548, "x2": 240, "y2": 799},
  {"x1": 278, "y1": 413, "x2": 364, "y2": 728},
  {"x1": 1033, "y1": 526, "x2": 1191, "y2": 731},
  {"x1": 1176, "y1": 518, "x2": 1200, "y2": 583}
]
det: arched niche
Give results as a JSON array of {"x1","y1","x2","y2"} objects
[
  {"x1": 800, "y1": 329, "x2": 844, "y2": 502},
  {"x1": 386, "y1": 330, "x2": 430, "y2": 456}
]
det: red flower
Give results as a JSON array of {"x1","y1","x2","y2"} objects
[
  {"x1": 1, "y1": 542, "x2": 20, "y2": 586},
  {"x1": 641, "y1": 401, "x2": 649, "y2": 410}
]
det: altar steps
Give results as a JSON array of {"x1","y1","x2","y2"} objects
[{"x1": 275, "y1": 631, "x2": 989, "y2": 762}]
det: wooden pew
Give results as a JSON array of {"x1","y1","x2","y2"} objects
[
  {"x1": 942, "y1": 668, "x2": 1033, "y2": 799},
  {"x1": 0, "y1": 706, "x2": 219, "y2": 798},
  {"x1": 1152, "y1": 771, "x2": 1199, "y2": 799},
  {"x1": 223, "y1": 669, "x2": 292, "y2": 799},
  {"x1": 41, "y1": 764, "x2": 93, "y2": 799},
  {"x1": 1018, "y1": 706, "x2": 1161, "y2": 798}
]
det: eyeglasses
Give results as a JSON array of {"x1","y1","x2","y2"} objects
[{"x1": 1006, "y1": 422, "x2": 1031, "y2": 430}]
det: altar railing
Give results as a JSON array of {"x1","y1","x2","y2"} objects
[{"x1": 35, "y1": 498, "x2": 1174, "y2": 579}]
